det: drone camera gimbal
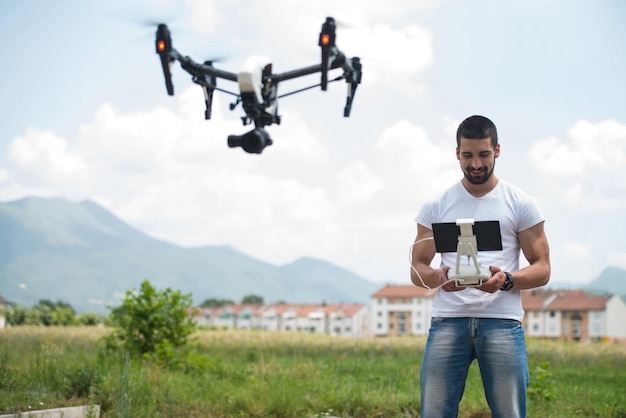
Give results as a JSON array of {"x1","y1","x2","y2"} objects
[{"x1": 227, "y1": 128, "x2": 273, "y2": 154}]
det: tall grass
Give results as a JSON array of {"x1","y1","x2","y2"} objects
[{"x1": 1, "y1": 327, "x2": 625, "y2": 417}]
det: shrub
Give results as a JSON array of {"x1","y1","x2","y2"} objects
[{"x1": 103, "y1": 280, "x2": 196, "y2": 367}]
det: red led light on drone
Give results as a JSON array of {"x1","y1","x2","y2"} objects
[
  {"x1": 157, "y1": 40, "x2": 166, "y2": 51},
  {"x1": 320, "y1": 34, "x2": 331, "y2": 45}
]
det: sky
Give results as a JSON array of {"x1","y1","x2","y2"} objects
[{"x1": 1, "y1": 0, "x2": 625, "y2": 289}]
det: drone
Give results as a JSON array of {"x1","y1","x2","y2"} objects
[{"x1": 155, "y1": 17, "x2": 362, "y2": 154}]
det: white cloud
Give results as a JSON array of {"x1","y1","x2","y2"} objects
[
  {"x1": 186, "y1": 0, "x2": 222, "y2": 36},
  {"x1": 336, "y1": 161, "x2": 384, "y2": 205},
  {"x1": 348, "y1": 24, "x2": 433, "y2": 85},
  {"x1": 563, "y1": 241, "x2": 592, "y2": 261},
  {"x1": 6, "y1": 129, "x2": 88, "y2": 189},
  {"x1": 376, "y1": 120, "x2": 457, "y2": 202},
  {"x1": 607, "y1": 250, "x2": 626, "y2": 270},
  {"x1": 530, "y1": 119, "x2": 626, "y2": 177},
  {"x1": 529, "y1": 119, "x2": 626, "y2": 210}
]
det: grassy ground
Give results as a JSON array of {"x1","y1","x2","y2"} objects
[{"x1": 1, "y1": 327, "x2": 625, "y2": 417}]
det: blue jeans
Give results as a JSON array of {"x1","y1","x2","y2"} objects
[{"x1": 420, "y1": 317, "x2": 528, "y2": 418}]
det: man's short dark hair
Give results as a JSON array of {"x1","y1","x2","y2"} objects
[{"x1": 456, "y1": 115, "x2": 498, "y2": 148}]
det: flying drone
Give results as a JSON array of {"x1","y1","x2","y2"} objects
[{"x1": 155, "y1": 17, "x2": 362, "y2": 154}]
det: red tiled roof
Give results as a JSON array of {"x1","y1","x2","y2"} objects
[
  {"x1": 194, "y1": 303, "x2": 367, "y2": 318},
  {"x1": 372, "y1": 284, "x2": 433, "y2": 298},
  {"x1": 521, "y1": 290, "x2": 553, "y2": 310},
  {"x1": 522, "y1": 289, "x2": 610, "y2": 311}
]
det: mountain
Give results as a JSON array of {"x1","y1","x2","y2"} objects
[
  {"x1": 584, "y1": 266, "x2": 626, "y2": 296},
  {"x1": 0, "y1": 197, "x2": 380, "y2": 313}
]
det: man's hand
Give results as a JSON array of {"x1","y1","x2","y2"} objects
[
  {"x1": 476, "y1": 266, "x2": 506, "y2": 293},
  {"x1": 440, "y1": 265, "x2": 465, "y2": 292}
]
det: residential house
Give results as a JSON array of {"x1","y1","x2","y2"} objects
[
  {"x1": 371, "y1": 285, "x2": 435, "y2": 337},
  {"x1": 0, "y1": 296, "x2": 13, "y2": 328},
  {"x1": 190, "y1": 304, "x2": 265, "y2": 329},
  {"x1": 522, "y1": 289, "x2": 626, "y2": 342},
  {"x1": 370, "y1": 285, "x2": 626, "y2": 342},
  {"x1": 190, "y1": 302, "x2": 370, "y2": 338}
]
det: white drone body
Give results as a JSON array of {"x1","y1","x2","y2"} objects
[{"x1": 238, "y1": 56, "x2": 271, "y2": 104}]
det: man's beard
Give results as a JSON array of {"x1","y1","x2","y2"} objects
[{"x1": 463, "y1": 164, "x2": 495, "y2": 185}]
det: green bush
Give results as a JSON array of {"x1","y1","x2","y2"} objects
[
  {"x1": 78, "y1": 312, "x2": 102, "y2": 326},
  {"x1": 63, "y1": 364, "x2": 102, "y2": 398},
  {"x1": 103, "y1": 280, "x2": 196, "y2": 367}
]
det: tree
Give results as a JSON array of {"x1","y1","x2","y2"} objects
[
  {"x1": 241, "y1": 294, "x2": 264, "y2": 304},
  {"x1": 200, "y1": 298, "x2": 234, "y2": 308},
  {"x1": 5, "y1": 305, "x2": 28, "y2": 325},
  {"x1": 32, "y1": 300, "x2": 76, "y2": 326},
  {"x1": 105, "y1": 280, "x2": 196, "y2": 364},
  {"x1": 78, "y1": 312, "x2": 102, "y2": 326}
]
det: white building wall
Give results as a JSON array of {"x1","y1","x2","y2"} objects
[
  {"x1": 371, "y1": 296, "x2": 433, "y2": 337},
  {"x1": 587, "y1": 311, "x2": 606, "y2": 339},
  {"x1": 281, "y1": 315, "x2": 297, "y2": 332},
  {"x1": 372, "y1": 298, "x2": 389, "y2": 336},
  {"x1": 544, "y1": 311, "x2": 562, "y2": 338},
  {"x1": 189, "y1": 304, "x2": 371, "y2": 338},
  {"x1": 525, "y1": 311, "x2": 544, "y2": 337},
  {"x1": 411, "y1": 297, "x2": 433, "y2": 335},
  {"x1": 606, "y1": 295, "x2": 626, "y2": 339},
  {"x1": 351, "y1": 306, "x2": 371, "y2": 338}
]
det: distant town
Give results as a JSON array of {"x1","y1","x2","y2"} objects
[
  {"x1": 3, "y1": 284, "x2": 625, "y2": 343},
  {"x1": 187, "y1": 285, "x2": 626, "y2": 342}
]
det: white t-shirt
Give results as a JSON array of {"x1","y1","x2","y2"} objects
[{"x1": 415, "y1": 179, "x2": 544, "y2": 321}]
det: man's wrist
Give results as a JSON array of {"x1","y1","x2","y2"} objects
[{"x1": 501, "y1": 271, "x2": 515, "y2": 291}]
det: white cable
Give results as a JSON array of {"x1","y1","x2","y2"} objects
[{"x1": 409, "y1": 237, "x2": 456, "y2": 295}]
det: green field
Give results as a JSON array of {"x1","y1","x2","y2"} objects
[{"x1": 1, "y1": 327, "x2": 625, "y2": 417}]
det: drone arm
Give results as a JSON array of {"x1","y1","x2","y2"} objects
[
  {"x1": 167, "y1": 53, "x2": 239, "y2": 120},
  {"x1": 272, "y1": 64, "x2": 324, "y2": 83},
  {"x1": 177, "y1": 55, "x2": 238, "y2": 82},
  {"x1": 271, "y1": 53, "x2": 352, "y2": 83}
]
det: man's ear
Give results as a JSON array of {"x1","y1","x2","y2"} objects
[{"x1": 494, "y1": 143, "x2": 501, "y2": 158}]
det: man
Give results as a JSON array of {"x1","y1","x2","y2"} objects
[{"x1": 410, "y1": 115, "x2": 551, "y2": 418}]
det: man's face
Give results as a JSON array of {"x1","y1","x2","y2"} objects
[{"x1": 456, "y1": 137, "x2": 500, "y2": 185}]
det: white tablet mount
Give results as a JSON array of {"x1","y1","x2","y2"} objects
[{"x1": 446, "y1": 218, "x2": 491, "y2": 286}]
